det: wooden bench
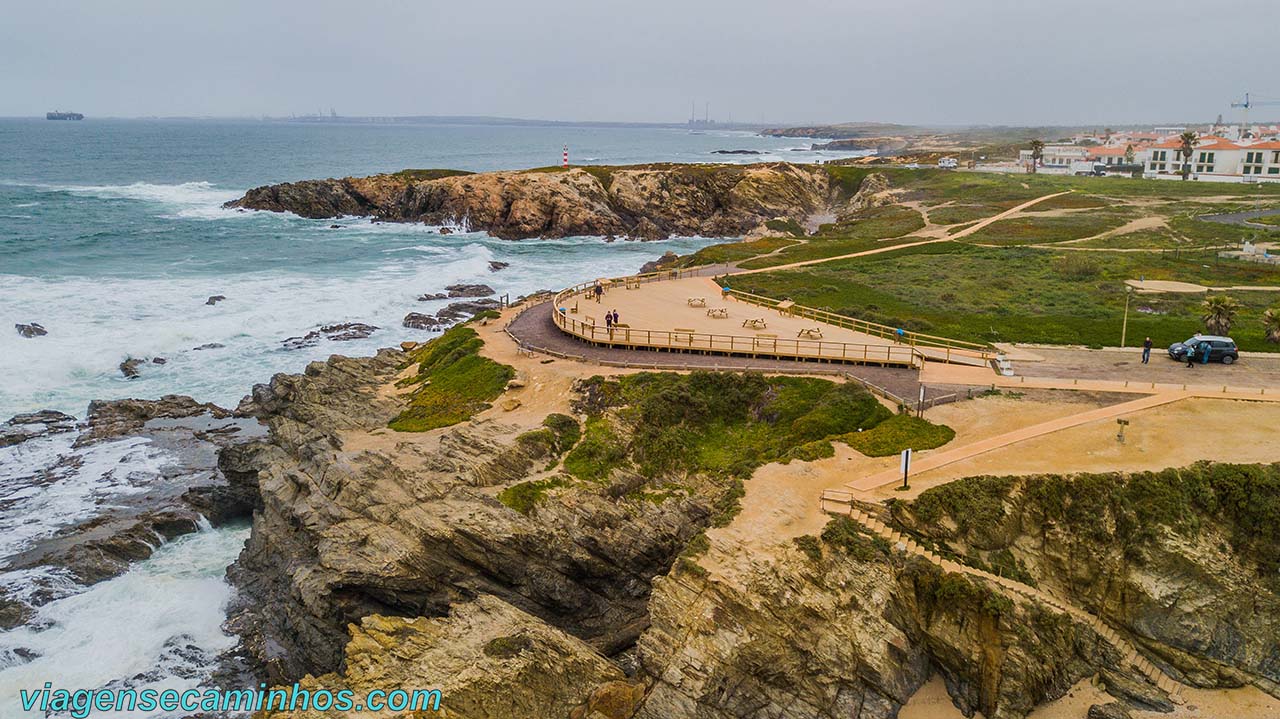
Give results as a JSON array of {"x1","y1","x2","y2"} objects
[
  {"x1": 687, "y1": 297, "x2": 706, "y2": 307},
  {"x1": 706, "y1": 307, "x2": 728, "y2": 318},
  {"x1": 797, "y1": 327, "x2": 823, "y2": 339},
  {"x1": 742, "y1": 318, "x2": 768, "y2": 329},
  {"x1": 516, "y1": 345, "x2": 536, "y2": 358},
  {"x1": 754, "y1": 333, "x2": 778, "y2": 349},
  {"x1": 672, "y1": 327, "x2": 697, "y2": 343},
  {"x1": 776, "y1": 299, "x2": 796, "y2": 316}
]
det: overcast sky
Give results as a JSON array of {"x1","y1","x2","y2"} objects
[{"x1": 3, "y1": 0, "x2": 1276, "y2": 126}]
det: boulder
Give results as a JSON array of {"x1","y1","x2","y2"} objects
[
  {"x1": 205, "y1": 295, "x2": 226, "y2": 306},
  {"x1": 435, "y1": 299, "x2": 501, "y2": 323},
  {"x1": 281, "y1": 323, "x2": 378, "y2": 350},
  {"x1": 417, "y1": 292, "x2": 448, "y2": 301},
  {"x1": 119, "y1": 358, "x2": 144, "y2": 379},
  {"x1": 0, "y1": 410, "x2": 78, "y2": 448},
  {"x1": 1088, "y1": 702, "x2": 1133, "y2": 719},
  {"x1": 400, "y1": 341, "x2": 418, "y2": 351},
  {"x1": 193, "y1": 342, "x2": 225, "y2": 351},
  {"x1": 638, "y1": 251, "x2": 679, "y2": 274},
  {"x1": 1098, "y1": 669, "x2": 1174, "y2": 713},
  {"x1": 438, "y1": 227, "x2": 453, "y2": 235},
  {"x1": 403, "y1": 312, "x2": 445, "y2": 330},
  {"x1": 629, "y1": 217, "x2": 664, "y2": 241},
  {"x1": 15, "y1": 322, "x2": 47, "y2": 338},
  {"x1": 488, "y1": 261, "x2": 510, "y2": 272},
  {"x1": 152, "y1": 357, "x2": 167, "y2": 365},
  {"x1": 446, "y1": 283, "x2": 496, "y2": 298}
]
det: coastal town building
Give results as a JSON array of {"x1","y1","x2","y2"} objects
[{"x1": 1143, "y1": 136, "x2": 1280, "y2": 182}]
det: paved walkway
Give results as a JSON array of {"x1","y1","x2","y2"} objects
[
  {"x1": 731, "y1": 190, "x2": 1073, "y2": 276},
  {"x1": 504, "y1": 299, "x2": 926, "y2": 399}
]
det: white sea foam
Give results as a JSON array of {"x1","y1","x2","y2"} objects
[
  {"x1": 0, "y1": 434, "x2": 166, "y2": 558},
  {"x1": 0, "y1": 526, "x2": 247, "y2": 718}
]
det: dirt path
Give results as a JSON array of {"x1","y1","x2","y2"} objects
[{"x1": 730, "y1": 191, "x2": 1073, "y2": 275}]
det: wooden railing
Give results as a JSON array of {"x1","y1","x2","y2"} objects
[
  {"x1": 720, "y1": 288, "x2": 997, "y2": 364},
  {"x1": 551, "y1": 268, "x2": 922, "y2": 369}
]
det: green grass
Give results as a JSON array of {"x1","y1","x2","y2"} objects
[
  {"x1": 736, "y1": 205, "x2": 925, "y2": 269},
  {"x1": 389, "y1": 168, "x2": 474, "y2": 182},
  {"x1": 926, "y1": 204, "x2": 1004, "y2": 225},
  {"x1": 389, "y1": 326, "x2": 515, "y2": 431},
  {"x1": 1253, "y1": 214, "x2": 1280, "y2": 227},
  {"x1": 568, "y1": 373, "x2": 953, "y2": 518},
  {"x1": 497, "y1": 477, "x2": 569, "y2": 515},
  {"x1": 841, "y1": 414, "x2": 955, "y2": 457},
  {"x1": 959, "y1": 213, "x2": 1131, "y2": 246},
  {"x1": 730, "y1": 243, "x2": 1280, "y2": 350},
  {"x1": 674, "y1": 237, "x2": 801, "y2": 268},
  {"x1": 820, "y1": 515, "x2": 891, "y2": 561},
  {"x1": 764, "y1": 218, "x2": 806, "y2": 237}
]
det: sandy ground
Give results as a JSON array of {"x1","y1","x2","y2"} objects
[
  {"x1": 1012, "y1": 345, "x2": 1280, "y2": 389},
  {"x1": 875, "y1": 397, "x2": 1280, "y2": 500},
  {"x1": 1126, "y1": 278, "x2": 1280, "y2": 293},
  {"x1": 902, "y1": 674, "x2": 1280, "y2": 719}
]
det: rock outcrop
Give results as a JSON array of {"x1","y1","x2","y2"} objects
[
  {"x1": 637, "y1": 530, "x2": 1128, "y2": 719},
  {"x1": 226, "y1": 163, "x2": 835, "y2": 240},
  {"x1": 15, "y1": 322, "x2": 47, "y2": 338},
  {"x1": 890, "y1": 466, "x2": 1280, "y2": 696},
  {"x1": 0, "y1": 397, "x2": 263, "y2": 626},
  {"x1": 259, "y1": 596, "x2": 636, "y2": 719}
]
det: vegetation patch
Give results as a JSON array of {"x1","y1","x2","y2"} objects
[
  {"x1": 959, "y1": 213, "x2": 1130, "y2": 246},
  {"x1": 732, "y1": 244, "x2": 1280, "y2": 350},
  {"x1": 820, "y1": 515, "x2": 890, "y2": 561},
  {"x1": 562, "y1": 416, "x2": 629, "y2": 482},
  {"x1": 841, "y1": 414, "x2": 955, "y2": 457},
  {"x1": 764, "y1": 218, "x2": 806, "y2": 237},
  {"x1": 737, "y1": 205, "x2": 925, "y2": 269},
  {"x1": 675, "y1": 237, "x2": 800, "y2": 268},
  {"x1": 390, "y1": 326, "x2": 516, "y2": 431},
  {"x1": 482, "y1": 634, "x2": 533, "y2": 658},
  {"x1": 390, "y1": 168, "x2": 475, "y2": 182},
  {"x1": 497, "y1": 476, "x2": 569, "y2": 515}
]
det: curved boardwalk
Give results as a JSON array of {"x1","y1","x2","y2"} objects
[{"x1": 506, "y1": 300, "x2": 925, "y2": 400}]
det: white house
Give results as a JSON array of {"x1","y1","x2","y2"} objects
[{"x1": 1144, "y1": 136, "x2": 1280, "y2": 181}]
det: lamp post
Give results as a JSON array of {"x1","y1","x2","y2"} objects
[{"x1": 1121, "y1": 285, "x2": 1133, "y2": 348}]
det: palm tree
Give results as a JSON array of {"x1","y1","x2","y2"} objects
[
  {"x1": 1178, "y1": 131, "x2": 1198, "y2": 180},
  {"x1": 1201, "y1": 295, "x2": 1241, "y2": 335},
  {"x1": 1029, "y1": 139, "x2": 1045, "y2": 174},
  {"x1": 1264, "y1": 308, "x2": 1280, "y2": 344}
]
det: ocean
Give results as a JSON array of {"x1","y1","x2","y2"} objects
[{"x1": 0, "y1": 118, "x2": 862, "y2": 716}]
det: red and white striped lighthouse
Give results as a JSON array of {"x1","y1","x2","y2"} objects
[{"x1": 563, "y1": 145, "x2": 569, "y2": 169}]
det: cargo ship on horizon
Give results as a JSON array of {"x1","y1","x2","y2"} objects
[{"x1": 46, "y1": 111, "x2": 84, "y2": 120}]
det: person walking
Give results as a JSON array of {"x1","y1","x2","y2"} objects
[
  {"x1": 610, "y1": 309, "x2": 619, "y2": 326},
  {"x1": 1141, "y1": 337, "x2": 1153, "y2": 364},
  {"x1": 1185, "y1": 341, "x2": 1198, "y2": 368},
  {"x1": 593, "y1": 282, "x2": 603, "y2": 303}
]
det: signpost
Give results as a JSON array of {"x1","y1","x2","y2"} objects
[{"x1": 900, "y1": 448, "x2": 912, "y2": 490}]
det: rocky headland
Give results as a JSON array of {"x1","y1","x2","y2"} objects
[{"x1": 225, "y1": 163, "x2": 842, "y2": 240}]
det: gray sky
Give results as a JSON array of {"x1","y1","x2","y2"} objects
[{"x1": 3, "y1": 0, "x2": 1277, "y2": 125}]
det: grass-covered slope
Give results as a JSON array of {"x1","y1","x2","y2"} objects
[{"x1": 390, "y1": 325, "x2": 515, "y2": 432}]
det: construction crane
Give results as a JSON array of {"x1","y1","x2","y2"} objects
[{"x1": 1230, "y1": 92, "x2": 1280, "y2": 136}]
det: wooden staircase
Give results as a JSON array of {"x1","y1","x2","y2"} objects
[{"x1": 819, "y1": 492, "x2": 1184, "y2": 698}]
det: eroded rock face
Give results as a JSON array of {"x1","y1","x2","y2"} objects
[
  {"x1": 258, "y1": 596, "x2": 633, "y2": 719},
  {"x1": 638, "y1": 543, "x2": 1122, "y2": 719},
  {"x1": 224, "y1": 353, "x2": 726, "y2": 685},
  {"x1": 891, "y1": 468, "x2": 1280, "y2": 695},
  {"x1": 226, "y1": 163, "x2": 835, "y2": 240}
]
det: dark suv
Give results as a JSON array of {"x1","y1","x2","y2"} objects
[{"x1": 1168, "y1": 335, "x2": 1240, "y2": 364}]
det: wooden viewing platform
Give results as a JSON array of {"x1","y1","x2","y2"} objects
[{"x1": 550, "y1": 266, "x2": 997, "y2": 369}]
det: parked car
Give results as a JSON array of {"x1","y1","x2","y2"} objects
[{"x1": 1168, "y1": 335, "x2": 1239, "y2": 364}]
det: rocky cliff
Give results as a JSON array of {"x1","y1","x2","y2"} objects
[
  {"x1": 890, "y1": 466, "x2": 1280, "y2": 696},
  {"x1": 225, "y1": 163, "x2": 835, "y2": 240}
]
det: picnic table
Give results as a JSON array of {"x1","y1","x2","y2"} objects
[
  {"x1": 797, "y1": 327, "x2": 823, "y2": 339},
  {"x1": 706, "y1": 307, "x2": 728, "y2": 318},
  {"x1": 687, "y1": 297, "x2": 707, "y2": 307},
  {"x1": 742, "y1": 318, "x2": 768, "y2": 329}
]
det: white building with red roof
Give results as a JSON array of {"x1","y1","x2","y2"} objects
[{"x1": 1143, "y1": 135, "x2": 1280, "y2": 182}]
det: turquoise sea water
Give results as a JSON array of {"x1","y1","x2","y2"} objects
[
  {"x1": 0, "y1": 119, "x2": 863, "y2": 419},
  {"x1": 0, "y1": 118, "x2": 864, "y2": 715}
]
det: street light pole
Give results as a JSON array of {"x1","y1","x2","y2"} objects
[{"x1": 1121, "y1": 286, "x2": 1133, "y2": 348}]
